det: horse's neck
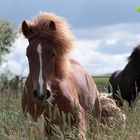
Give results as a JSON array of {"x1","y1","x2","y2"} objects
[
  {"x1": 54, "y1": 57, "x2": 70, "y2": 79},
  {"x1": 123, "y1": 60, "x2": 139, "y2": 78}
]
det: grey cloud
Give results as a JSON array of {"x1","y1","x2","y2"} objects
[{"x1": 0, "y1": 0, "x2": 140, "y2": 29}]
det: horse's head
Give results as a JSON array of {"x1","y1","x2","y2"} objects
[
  {"x1": 21, "y1": 20, "x2": 57, "y2": 102},
  {"x1": 128, "y1": 45, "x2": 140, "y2": 62},
  {"x1": 21, "y1": 12, "x2": 75, "y2": 102},
  {"x1": 128, "y1": 45, "x2": 140, "y2": 76}
]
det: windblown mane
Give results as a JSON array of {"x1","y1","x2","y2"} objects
[
  {"x1": 20, "y1": 12, "x2": 76, "y2": 78},
  {"x1": 128, "y1": 45, "x2": 140, "y2": 61},
  {"x1": 20, "y1": 12, "x2": 75, "y2": 57}
]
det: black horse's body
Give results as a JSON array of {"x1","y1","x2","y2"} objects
[{"x1": 108, "y1": 46, "x2": 140, "y2": 107}]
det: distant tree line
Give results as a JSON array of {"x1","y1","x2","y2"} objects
[
  {"x1": 0, "y1": 18, "x2": 16, "y2": 64},
  {"x1": 0, "y1": 18, "x2": 17, "y2": 93}
]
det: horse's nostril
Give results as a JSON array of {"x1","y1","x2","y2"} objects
[
  {"x1": 33, "y1": 90, "x2": 38, "y2": 98},
  {"x1": 38, "y1": 94, "x2": 45, "y2": 101},
  {"x1": 46, "y1": 89, "x2": 51, "y2": 98},
  {"x1": 33, "y1": 89, "x2": 51, "y2": 102}
]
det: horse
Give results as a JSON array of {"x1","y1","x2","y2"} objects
[
  {"x1": 108, "y1": 45, "x2": 140, "y2": 108},
  {"x1": 21, "y1": 12, "x2": 100, "y2": 140}
]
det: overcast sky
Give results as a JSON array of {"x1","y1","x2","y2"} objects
[{"x1": 1, "y1": 0, "x2": 140, "y2": 76}]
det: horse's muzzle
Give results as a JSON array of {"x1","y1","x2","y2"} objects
[{"x1": 33, "y1": 89, "x2": 51, "y2": 102}]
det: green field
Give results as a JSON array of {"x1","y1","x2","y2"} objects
[
  {"x1": 93, "y1": 76, "x2": 109, "y2": 93},
  {"x1": 0, "y1": 77, "x2": 140, "y2": 140},
  {"x1": 93, "y1": 76, "x2": 109, "y2": 85}
]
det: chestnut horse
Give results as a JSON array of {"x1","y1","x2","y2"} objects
[{"x1": 21, "y1": 12, "x2": 100, "y2": 139}]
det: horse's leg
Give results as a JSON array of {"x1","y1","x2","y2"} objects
[
  {"x1": 127, "y1": 99, "x2": 134, "y2": 111},
  {"x1": 21, "y1": 88, "x2": 28, "y2": 117},
  {"x1": 76, "y1": 105, "x2": 87, "y2": 140},
  {"x1": 94, "y1": 96, "x2": 101, "y2": 120}
]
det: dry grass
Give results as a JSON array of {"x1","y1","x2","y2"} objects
[
  {"x1": 100, "y1": 96, "x2": 126, "y2": 127},
  {"x1": 0, "y1": 90, "x2": 140, "y2": 140},
  {"x1": 0, "y1": 93, "x2": 140, "y2": 140}
]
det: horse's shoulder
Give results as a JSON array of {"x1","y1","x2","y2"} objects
[{"x1": 69, "y1": 59, "x2": 98, "y2": 98}]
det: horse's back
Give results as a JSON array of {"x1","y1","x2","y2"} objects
[{"x1": 70, "y1": 59, "x2": 100, "y2": 112}]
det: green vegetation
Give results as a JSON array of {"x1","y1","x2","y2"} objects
[
  {"x1": 136, "y1": 6, "x2": 140, "y2": 13},
  {"x1": 93, "y1": 76, "x2": 109, "y2": 85},
  {"x1": 93, "y1": 76, "x2": 109, "y2": 92},
  {"x1": 0, "y1": 19, "x2": 16, "y2": 64},
  {"x1": 0, "y1": 77, "x2": 140, "y2": 140}
]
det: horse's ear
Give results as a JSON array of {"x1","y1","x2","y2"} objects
[
  {"x1": 22, "y1": 21, "x2": 32, "y2": 38},
  {"x1": 49, "y1": 21, "x2": 56, "y2": 30}
]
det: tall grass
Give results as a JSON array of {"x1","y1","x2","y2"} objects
[{"x1": 0, "y1": 77, "x2": 140, "y2": 140}]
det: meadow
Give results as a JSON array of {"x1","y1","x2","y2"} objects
[
  {"x1": 0, "y1": 77, "x2": 140, "y2": 140},
  {"x1": 93, "y1": 76, "x2": 109, "y2": 93}
]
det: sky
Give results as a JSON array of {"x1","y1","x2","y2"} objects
[{"x1": 1, "y1": 0, "x2": 140, "y2": 76}]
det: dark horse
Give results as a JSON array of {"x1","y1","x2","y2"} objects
[
  {"x1": 21, "y1": 12, "x2": 100, "y2": 140},
  {"x1": 108, "y1": 45, "x2": 140, "y2": 108}
]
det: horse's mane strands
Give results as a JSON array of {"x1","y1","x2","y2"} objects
[
  {"x1": 20, "y1": 12, "x2": 76, "y2": 78},
  {"x1": 20, "y1": 12, "x2": 75, "y2": 57}
]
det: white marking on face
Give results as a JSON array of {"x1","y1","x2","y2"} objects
[
  {"x1": 37, "y1": 43, "x2": 53, "y2": 100},
  {"x1": 37, "y1": 43, "x2": 44, "y2": 95}
]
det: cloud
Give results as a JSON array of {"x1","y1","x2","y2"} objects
[
  {"x1": 0, "y1": 0, "x2": 140, "y2": 29},
  {"x1": 71, "y1": 40, "x2": 101, "y2": 65},
  {"x1": 1, "y1": 22, "x2": 140, "y2": 76},
  {"x1": 0, "y1": 35, "x2": 29, "y2": 76},
  {"x1": 71, "y1": 23, "x2": 140, "y2": 74},
  {"x1": 73, "y1": 23, "x2": 140, "y2": 54},
  {"x1": 1, "y1": 1, "x2": 140, "y2": 77},
  {"x1": 106, "y1": 38, "x2": 118, "y2": 45},
  {"x1": 7, "y1": 60, "x2": 22, "y2": 74},
  {"x1": 71, "y1": 40, "x2": 128, "y2": 75}
]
